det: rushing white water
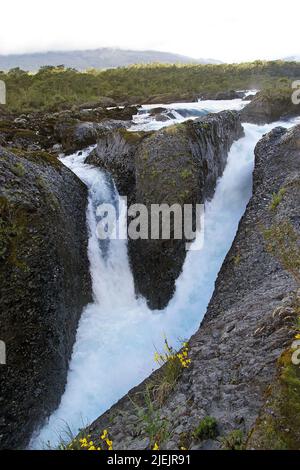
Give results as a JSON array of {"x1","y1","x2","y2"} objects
[
  {"x1": 30, "y1": 101, "x2": 299, "y2": 448},
  {"x1": 131, "y1": 93, "x2": 255, "y2": 131}
]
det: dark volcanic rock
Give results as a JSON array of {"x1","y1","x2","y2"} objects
[
  {"x1": 0, "y1": 119, "x2": 51, "y2": 151},
  {"x1": 54, "y1": 119, "x2": 129, "y2": 154},
  {"x1": 85, "y1": 128, "x2": 151, "y2": 198},
  {"x1": 148, "y1": 107, "x2": 177, "y2": 121},
  {"x1": 86, "y1": 111, "x2": 243, "y2": 309},
  {"x1": 130, "y1": 111, "x2": 243, "y2": 309},
  {"x1": 0, "y1": 105, "x2": 138, "y2": 154},
  {"x1": 199, "y1": 90, "x2": 245, "y2": 100},
  {"x1": 241, "y1": 90, "x2": 300, "y2": 124},
  {"x1": 81, "y1": 123, "x2": 300, "y2": 450},
  {"x1": 0, "y1": 147, "x2": 92, "y2": 449},
  {"x1": 149, "y1": 107, "x2": 167, "y2": 116},
  {"x1": 71, "y1": 105, "x2": 138, "y2": 122}
]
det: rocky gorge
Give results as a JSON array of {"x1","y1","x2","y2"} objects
[
  {"x1": 80, "y1": 122, "x2": 300, "y2": 450},
  {"x1": 86, "y1": 110, "x2": 243, "y2": 309},
  {"x1": 0, "y1": 89, "x2": 299, "y2": 450}
]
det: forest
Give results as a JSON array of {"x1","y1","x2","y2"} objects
[{"x1": 0, "y1": 60, "x2": 299, "y2": 112}]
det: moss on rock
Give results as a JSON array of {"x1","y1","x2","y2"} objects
[{"x1": 246, "y1": 348, "x2": 300, "y2": 449}]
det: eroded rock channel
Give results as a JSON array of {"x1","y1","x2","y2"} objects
[{"x1": 86, "y1": 110, "x2": 243, "y2": 309}]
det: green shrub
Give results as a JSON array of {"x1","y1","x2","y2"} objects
[
  {"x1": 180, "y1": 169, "x2": 192, "y2": 180},
  {"x1": 193, "y1": 416, "x2": 218, "y2": 440},
  {"x1": 269, "y1": 187, "x2": 286, "y2": 211},
  {"x1": 221, "y1": 430, "x2": 244, "y2": 450},
  {"x1": 131, "y1": 387, "x2": 170, "y2": 448},
  {"x1": 11, "y1": 162, "x2": 25, "y2": 177},
  {"x1": 1, "y1": 61, "x2": 300, "y2": 113},
  {"x1": 150, "y1": 339, "x2": 191, "y2": 406}
]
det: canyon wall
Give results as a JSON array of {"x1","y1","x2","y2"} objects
[{"x1": 0, "y1": 148, "x2": 92, "y2": 449}]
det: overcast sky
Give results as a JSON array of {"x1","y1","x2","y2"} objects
[{"x1": 0, "y1": 0, "x2": 299, "y2": 62}]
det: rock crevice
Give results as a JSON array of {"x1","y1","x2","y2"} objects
[{"x1": 86, "y1": 111, "x2": 244, "y2": 309}]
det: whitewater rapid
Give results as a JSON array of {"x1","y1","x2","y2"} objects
[{"x1": 30, "y1": 100, "x2": 299, "y2": 448}]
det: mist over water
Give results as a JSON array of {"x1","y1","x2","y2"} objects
[{"x1": 30, "y1": 101, "x2": 299, "y2": 448}]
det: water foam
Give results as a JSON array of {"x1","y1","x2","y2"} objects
[{"x1": 30, "y1": 108, "x2": 298, "y2": 448}]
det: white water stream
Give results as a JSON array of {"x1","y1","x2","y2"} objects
[{"x1": 30, "y1": 97, "x2": 299, "y2": 448}]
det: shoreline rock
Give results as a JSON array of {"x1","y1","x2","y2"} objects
[
  {"x1": 0, "y1": 106, "x2": 138, "y2": 154},
  {"x1": 0, "y1": 147, "x2": 92, "y2": 449},
  {"x1": 241, "y1": 90, "x2": 300, "y2": 124}
]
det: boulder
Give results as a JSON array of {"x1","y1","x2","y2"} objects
[
  {"x1": 199, "y1": 90, "x2": 245, "y2": 100},
  {"x1": 130, "y1": 111, "x2": 244, "y2": 309},
  {"x1": 241, "y1": 89, "x2": 300, "y2": 124},
  {"x1": 0, "y1": 147, "x2": 92, "y2": 449},
  {"x1": 85, "y1": 128, "x2": 150, "y2": 198},
  {"x1": 73, "y1": 105, "x2": 138, "y2": 122},
  {"x1": 0, "y1": 120, "x2": 49, "y2": 152},
  {"x1": 54, "y1": 119, "x2": 129, "y2": 154},
  {"x1": 148, "y1": 107, "x2": 177, "y2": 121},
  {"x1": 86, "y1": 111, "x2": 244, "y2": 309},
  {"x1": 0, "y1": 105, "x2": 138, "y2": 155},
  {"x1": 149, "y1": 107, "x2": 167, "y2": 116}
]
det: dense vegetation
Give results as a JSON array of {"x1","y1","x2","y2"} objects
[{"x1": 0, "y1": 60, "x2": 299, "y2": 113}]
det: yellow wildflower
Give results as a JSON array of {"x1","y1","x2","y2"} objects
[
  {"x1": 101, "y1": 430, "x2": 108, "y2": 439},
  {"x1": 106, "y1": 438, "x2": 113, "y2": 448},
  {"x1": 79, "y1": 437, "x2": 88, "y2": 448},
  {"x1": 88, "y1": 446, "x2": 96, "y2": 450},
  {"x1": 153, "y1": 442, "x2": 159, "y2": 450}
]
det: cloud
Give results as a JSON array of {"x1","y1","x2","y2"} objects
[{"x1": 0, "y1": 0, "x2": 299, "y2": 62}]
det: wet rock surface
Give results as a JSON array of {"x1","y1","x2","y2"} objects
[
  {"x1": 86, "y1": 111, "x2": 243, "y2": 309},
  {"x1": 241, "y1": 91, "x2": 300, "y2": 124},
  {"x1": 85, "y1": 128, "x2": 151, "y2": 198},
  {"x1": 199, "y1": 90, "x2": 245, "y2": 100},
  {"x1": 83, "y1": 124, "x2": 300, "y2": 449},
  {"x1": 54, "y1": 119, "x2": 129, "y2": 154},
  {"x1": 0, "y1": 147, "x2": 92, "y2": 449},
  {"x1": 0, "y1": 105, "x2": 137, "y2": 154}
]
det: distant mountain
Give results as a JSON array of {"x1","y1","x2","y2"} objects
[
  {"x1": 282, "y1": 55, "x2": 300, "y2": 62},
  {"x1": 0, "y1": 48, "x2": 222, "y2": 72}
]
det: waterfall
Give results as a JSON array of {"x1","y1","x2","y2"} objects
[{"x1": 30, "y1": 104, "x2": 300, "y2": 448}]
